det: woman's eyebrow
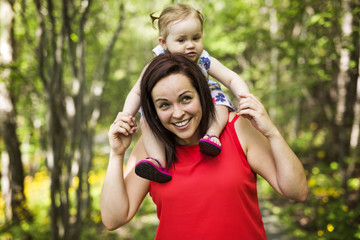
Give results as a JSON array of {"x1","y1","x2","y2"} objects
[
  {"x1": 154, "y1": 97, "x2": 168, "y2": 103},
  {"x1": 178, "y1": 90, "x2": 192, "y2": 97},
  {"x1": 154, "y1": 90, "x2": 193, "y2": 103}
]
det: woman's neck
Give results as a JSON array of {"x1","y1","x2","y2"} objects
[{"x1": 175, "y1": 132, "x2": 201, "y2": 146}]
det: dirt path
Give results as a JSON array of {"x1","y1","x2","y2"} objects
[{"x1": 261, "y1": 205, "x2": 291, "y2": 240}]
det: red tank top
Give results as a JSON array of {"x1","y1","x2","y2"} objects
[{"x1": 149, "y1": 115, "x2": 267, "y2": 240}]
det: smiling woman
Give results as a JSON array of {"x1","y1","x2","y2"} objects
[
  {"x1": 140, "y1": 53, "x2": 215, "y2": 167},
  {"x1": 100, "y1": 53, "x2": 308, "y2": 240},
  {"x1": 151, "y1": 73, "x2": 203, "y2": 146}
]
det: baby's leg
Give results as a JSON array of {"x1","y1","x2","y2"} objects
[
  {"x1": 204, "y1": 105, "x2": 228, "y2": 146},
  {"x1": 205, "y1": 79, "x2": 233, "y2": 151},
  {"x1": 140, "y1": 116, "x2": 166, "y2": 168},
  {"x1": 199, "y1": 105, "x2": 228, "y2": 156},
  {"x1": 135, "y1": 116, "x2": 171, "y2": 183}
]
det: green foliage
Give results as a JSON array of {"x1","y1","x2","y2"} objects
[
  {"x1": 1, "y1": 0, "x2": 359, "y2": 239},
  {"x1": 287, "y1": 169, "x2": 360, "y2": 240}
]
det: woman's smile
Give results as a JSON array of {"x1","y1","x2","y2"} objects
[{"x1": 173, "y1": 118, "x2": 191, "y2": 128}]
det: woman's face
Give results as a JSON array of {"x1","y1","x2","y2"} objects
[{"x1": 151, "y1": 73, "x2": 202, "y2": 146}]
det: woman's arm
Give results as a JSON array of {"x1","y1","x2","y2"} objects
[
  {"x1": 235, "y1": 94, "x2": 308, "y2": 202},
  {"x1": 100, "y1": 112, "x2": 150, "y2": 230},
  {"x1": 208, "y1": 56, "x2": 250, "y2": 98}
]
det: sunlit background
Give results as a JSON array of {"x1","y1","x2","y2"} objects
[{"x1": 0, "y1": 0, "x2": 359, "y2": 239}]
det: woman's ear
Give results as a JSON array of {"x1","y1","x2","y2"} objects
[{"x1": 158, "y1": 37, "x2": 167, "y2": 50}]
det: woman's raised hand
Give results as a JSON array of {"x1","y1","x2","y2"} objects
[
  {"x1": 108, "y1": 112, "x2": 137, "y2": 155},
  {"x1": 237, "y1": 93, "x2": 277, "y2": 138}
]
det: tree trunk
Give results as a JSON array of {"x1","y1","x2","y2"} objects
[
  {"x1": 288, "y1": 6, "x2": 312, "y2": 142},
  {"x1": 266, "y1": 0, "x2": 279, "y2": 119},
  {"x1": 348, "y1": 0, "x2": 360, "y2": 201},
  {"x1": 0, "y1": 0, "x2": 30, "y2": 224},
  {"x1": 334, "y1": 0, "x2": 353, "y2": 192},
  {"x1": 34, "y1": 0, "x2": 68, "y2": 238},
  {"x1": 71, "y1": 2, "x2": 125, "y2": 239},
  {"x1": 348, "y1": 55, "x2": 360, "y2": 192}
]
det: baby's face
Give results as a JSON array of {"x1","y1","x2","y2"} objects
[{"x1": 161, "y1": 15, "x2": 204, "y2": 62}]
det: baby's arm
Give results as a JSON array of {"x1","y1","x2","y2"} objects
[
  {"x1": 123, "y1": 63, "x2": 167, "y2": 169},
  {"x1": 122, "y1": 65, "x2": 148, "y2": 116},
  {"x1": 208, "y1": 56, "x2": 250, "y2": 99}
]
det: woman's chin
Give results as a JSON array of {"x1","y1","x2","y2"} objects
[{"x1": 174, "y1": 131, "x2": 201, "y2": 146}]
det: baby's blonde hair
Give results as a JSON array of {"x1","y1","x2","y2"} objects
[{"x1": 150, "y1": 4, "x2": 204, "y2": 40}]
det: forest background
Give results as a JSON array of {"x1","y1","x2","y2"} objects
[{"x1": 0, "y1": 0, "x2": 359, "y2": 239}]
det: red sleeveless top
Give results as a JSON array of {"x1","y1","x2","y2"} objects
[{"x1": 149, "y1": 115, "x2": 267, "y2": 240}]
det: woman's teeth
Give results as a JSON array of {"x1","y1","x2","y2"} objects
[{"x1": 174, "y1": 119, "x2": 189, "y2": 127}]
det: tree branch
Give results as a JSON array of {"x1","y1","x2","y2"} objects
[
  {"x1": 88, "y1": 2, "x2": 125, "y2": 127},
  {"x1": 33, "y1": 0, "x2": 49, "y2": 91}
]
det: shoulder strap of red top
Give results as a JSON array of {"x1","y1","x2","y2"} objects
[{"x1": 229, "y1": 113, "x2": 240, "y2": 124}]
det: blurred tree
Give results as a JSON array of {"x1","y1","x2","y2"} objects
[{"x1": 0, "y1": 0, "x2": 31, "y2": 226}]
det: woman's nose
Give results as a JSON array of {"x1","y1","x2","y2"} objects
[{"x1": 172, "y1": 105, "x2": 184, "y2": 118}]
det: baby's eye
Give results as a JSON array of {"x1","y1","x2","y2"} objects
[
  {"x1": 177, "y1": 39, "x2": 185, "y2": 43},
  {"x1": 193, "y1": 36, "x2": 200, "y2": 41}
]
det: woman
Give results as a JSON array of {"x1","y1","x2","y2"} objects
[{"x1": 100, "y1": 53, "x2": 308, "y2": 239}]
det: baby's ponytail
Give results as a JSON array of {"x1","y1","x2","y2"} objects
[{"x1": 150, "y1": 12, "x2": 159, "y2": 29}]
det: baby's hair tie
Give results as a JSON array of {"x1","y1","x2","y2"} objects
[{"x1": 150, "y1": 12, "x2": 160, "y2": 29}]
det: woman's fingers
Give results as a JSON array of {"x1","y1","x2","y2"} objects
[
  {"x1": 108, "y1": 112, "x2": 138, "y2": 155},
  {"x1": 237, "y1": 93, "x2": 258, "y2": 118},
  {"x1": 113, "y1": 121, "x2": 131, "y2": 135},
  {"x1": 109, "y1": 113, "x2": 137, "y2": 141},
  {"x1": 113, "y1": 112, "x2": 137, "y2": 134},
  {"x1": 114, "y1": 112, "x2": 134, "y2": 125},
  {"x1": 237, "y1": 93, "x2": 276, "y2": 137}
]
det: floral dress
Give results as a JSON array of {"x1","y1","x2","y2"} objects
[{"x1": 152, "y1": 45, "x2": 235, "y2": 110}]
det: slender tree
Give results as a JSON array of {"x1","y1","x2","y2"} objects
[
  {"x1": 266, "y1": 0, "x2": 279, "y2": 120},
  {"x1": 0, "y1": 0, "x2": 30, "y2": 225}
]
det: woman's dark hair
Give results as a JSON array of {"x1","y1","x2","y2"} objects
[{"x1": 140, "y1": 53, "x2": 215, "y2": 169}]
